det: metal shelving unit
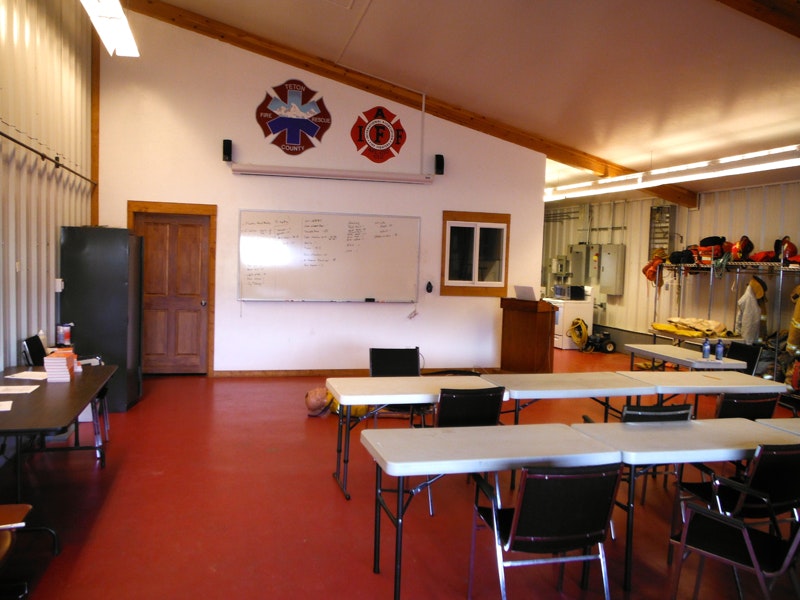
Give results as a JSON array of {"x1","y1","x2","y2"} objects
[{"x1": 652, "y1": 261, "x2": 800, "y2": 380}]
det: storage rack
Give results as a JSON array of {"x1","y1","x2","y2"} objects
[{"x1": 652, "y1": 261, "x2": 800, "y2": 380}]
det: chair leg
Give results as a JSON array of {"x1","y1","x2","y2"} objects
[
  {"x1": 692, "y1": 555, "x2": 706, "y2": 600},
  {"x1": 599, "y1": 544, "x2": 611, "y2": 600},
  {"x1": 495, "y1": 540, "x2": 507, "y2": 600},
  {"x1": 0, "y1": 581, "x2": 28, "y2": 599},
  {"x1": 557, "y1": 554, "x2": 566, "y2": 591},
  {"x1": 467, "y1": 508, "x2": 478, "y2": 600},
  {"x1": 101, "y1": 394, "x2": 110, "y2": 442},
  {"x1": 22, "y1": 525, "x2": 60, "y2": 556}
]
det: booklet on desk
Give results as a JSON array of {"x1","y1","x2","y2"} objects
[{"x1": 44, "y1": 349, "x2": 77, "y2": 382}]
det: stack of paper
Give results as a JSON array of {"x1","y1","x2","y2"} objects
[{"x1": 44, "y1": 349, "x2": 77, "y2": 382}]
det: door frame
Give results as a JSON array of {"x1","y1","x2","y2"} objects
[{"x1": 128, "y1": 201, "x2": 217, "y2": 376}]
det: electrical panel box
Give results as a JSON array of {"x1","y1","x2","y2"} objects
[
  {"x1": 589, "y1": 244, "x2": 601, "y2": 283},
  {"x1": 599, "y1": 244, "x2": 625, "y2": 295},
  {"x1": 569, "y1": 244, "x2": 589, "y2": 285}
]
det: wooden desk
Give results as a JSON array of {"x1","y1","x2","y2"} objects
[
  {"x1": 326, "y1": 375, "x2": 499, "y2": 499},
  {"x1": 572, "y1": 418, "x2": 800, "y2": 590},
  {"x1": 499, "y1": 298, "x2": 556, "y2": 372},
  {"x1": 625, "y1": 343, "x2": 747, "y2": 371},
  {"x1": 482, "y1": 371, "x2": 656, "y2": 422},
  {"x1": 361, "y1": 424, "x2": 621, "y2": 599},
  {"x1": 1, "y1": 365, "x2": 116, "y2": 500}
]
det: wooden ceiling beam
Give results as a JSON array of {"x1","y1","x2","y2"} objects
[
  {"x1": 126, "y1": 0, "x2": 698, "y2": 208},
  {"x1": 716, "y1": 0, "x2": 800, "y2": 39}
]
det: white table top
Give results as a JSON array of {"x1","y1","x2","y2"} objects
[
  {"x1": 625, "y1": 343, "x2": 747, "y2": 370},
  {"x1": 617, "y1": 369, "x2": 787, "y2": 395},
  {"x1": 481, "y1": 371, "x2": 655, "y2": 399},
  {"x1": 572, "y1": 418, "x2": 800, "y2": 465},
  {"x1": 756, "y1": 418, "x2": 800, "y2": 435},
  {"x1": 360, "y1": 424, "x2": 621, "y2": 476},
  {"x1": 326, "y1": 375, "x2": 499, "y2": 406}
]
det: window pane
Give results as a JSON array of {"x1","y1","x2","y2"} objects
[
  {"x1": 477, "y1": 227, "x2": 504, "y2": 282},
  {"x1": 448, "y1": 226, "x2": 474, "y2": 281}
]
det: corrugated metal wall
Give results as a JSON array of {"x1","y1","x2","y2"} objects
[
  {"x1": 0, "y1": 0, "x2": 93, "y2": 367},
  {"x1": 543, "y1": 182, "x2": 800, "y2": 338}
]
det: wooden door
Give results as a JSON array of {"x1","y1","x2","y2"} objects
[{"x1": 133, "y1": 211, "x2": 211, "y2": 374}]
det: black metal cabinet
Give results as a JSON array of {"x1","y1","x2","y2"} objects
[{"x1": 60, "y1": 227, "x2": 143, "y2": 412}]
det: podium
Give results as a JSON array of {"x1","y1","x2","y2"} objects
[{"x1": 500, "y1": 298, "x2": 556, "y2": 372}]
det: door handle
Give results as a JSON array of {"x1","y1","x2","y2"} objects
[{"x1": 200, "y1": 300, "x2": 207, "y2": 307}]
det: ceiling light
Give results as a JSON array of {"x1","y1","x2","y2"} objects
[
  {"x1": 544, "y1": 144, "x2": 800, "y2": 201},
  {"x1": 80, "y1": 0, "x2": 139, "y2": 57},
  {"x1": 230, "y1": 162, "x2": 434, "y2": 184}
]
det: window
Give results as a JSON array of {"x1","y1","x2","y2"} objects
[{"x1": 441, "y1": 211, "x2": 510, "y2": 297}]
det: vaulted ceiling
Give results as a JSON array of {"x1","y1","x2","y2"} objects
[{"x1": 127, "y1": 0, "x2": 800, "y2": 207}]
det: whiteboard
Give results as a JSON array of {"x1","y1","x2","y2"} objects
[{"x1": 239, "y1": 210, "x2": 420, "y2": 302}]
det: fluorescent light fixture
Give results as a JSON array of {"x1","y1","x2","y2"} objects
[
  {"x1": 544, "y1": 144, "x2": 800, "y2": 201},
  {"x1": 80, "y1": 0, "x2": 139, "y2": 57},
  {"x1": 230, "y1": 162, "x2": 434, "y2": 184}
]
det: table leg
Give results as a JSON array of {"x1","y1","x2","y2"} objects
[
  {"x1": 333, "y1": 407, "x2": 353, "y2": 499},
  {"x1": 373, "y1": 464, "x2": 382, "y2": 573},
  {"x1": 91, "y1": 399, "x2": 105, "y2": 467},
  {"x1": 14, "y1": 435, "x2": 22, "y2": 502},
  {"x1": 393, "y1": 474, "x2": 405, "y2": 600},
  {"x1": 624, "y1": 464, "x2": 637, "y2": 591},
  {"x1": 371, "y1": 464, "x2": 407, "y2": 600}
]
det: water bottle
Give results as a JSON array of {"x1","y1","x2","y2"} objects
[
  {"x1": 715, "y1": 339, "x2": 724, "y2": 361},
  {"x1": 702, "y1": 338, "x2": 710, "y2": 359}
]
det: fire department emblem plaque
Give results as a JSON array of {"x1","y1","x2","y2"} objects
[
  {"x1": 255, "y1": 79, "x2": 332, "y2": 156},
  {"x1": 350, "y1": 106, "x2": 407, "y2": 163}
]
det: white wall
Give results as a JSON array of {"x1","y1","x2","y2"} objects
[{"x1": 98, "y1": 14, "x2": 545, "y2": 372}]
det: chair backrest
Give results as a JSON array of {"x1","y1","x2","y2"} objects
[
  {"x1": 735, "y1": 443, "x2": 800, "y2": 518},
  {"x1": 21, "y1": 335, "x2": 47, "y2": 367},
  {"x1": 435, "y1": 387, "x2": 505, "y2": 427},
  {"x1": 369, "y1": 347, "x2": 420, "y2": 377},
  {"x1": 509, "y1": 463, "x2": 622, "y2": 554},
  {"x1": 621, "y1": 403, "x2": 693, "y2": 422},
  {"x1": 725, "y1": 341, "x2": 762, "y2": 376},
  {"x1": 715, "y1": 393, "x2": 777, "y2": 420}
]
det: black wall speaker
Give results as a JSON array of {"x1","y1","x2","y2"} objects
[
  {"x1": 435, "y1": 154, "x2": 445, "y2": 175},
  {"x1": 222, "y1": 139, "x2": 232, "y2": 162}
]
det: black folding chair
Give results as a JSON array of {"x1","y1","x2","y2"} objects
[
  {"x1": 469, "y1": 462, "x2": 622, "y2": 600},
  {"x1": 672, "y1": 496, "x2": 800, "y2": 598},
  {"x1": 369, "y1": 347, "x2": 423, "y2": 424},
  {"x1": 419, "y1": 386, "x2": 505, "y2": 516}
]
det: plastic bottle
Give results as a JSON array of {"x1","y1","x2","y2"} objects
[
  {"x1": 702, "y1": 338, "x2": 710, "y2": 359},
  {"x1": 37, "y1": 329, "x2": 47, "y2": 350},
  {"x1": 715, "y1": 339, "x2": 724, "y2": 361}
]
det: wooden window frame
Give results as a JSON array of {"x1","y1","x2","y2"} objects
[{"x1": 440, "y1": 210, "x2": 510, "y2": 297}]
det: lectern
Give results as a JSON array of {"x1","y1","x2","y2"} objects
[{"x1": 500, "y1": 298, "x2": 556, "y2": 372}]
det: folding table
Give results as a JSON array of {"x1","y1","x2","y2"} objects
[
  {"x1": 482, "y1": 371, "x2": 656, "y2": 422},
  {"x1": 572, "y1": 417, "x2": 800, "y2": 590},
  {"x1": 755, "y1": 417, "x2": 800, "y2": 435},
  {"x1": 326, "y1": 375, "x2": 499, "y2": 499},
  {"x1": 361, "y1": 423, "x2": 621, "y2": 600},
  {"x1": 625, "y1": 343, "x2": 747, "y2": 371},
  {"x1": 617, "y1": 369, "x2": 786, "y2": 406}
]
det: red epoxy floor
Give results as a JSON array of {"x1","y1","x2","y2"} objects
[{"x1": 0, "y1": 349, "x2": 795, "y2": 599}]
